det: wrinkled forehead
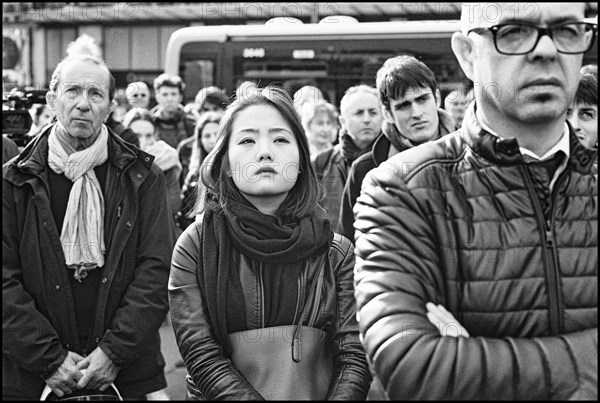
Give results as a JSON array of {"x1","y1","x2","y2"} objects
[
  {"x1": 60, "y1": 59, "x2": 110, "y2": 92},
  {"x1": 461, "y1": 2, "x2": 586, "y2": 32}
]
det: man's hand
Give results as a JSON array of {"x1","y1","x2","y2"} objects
[
  {"x1": 426, "y1": 302, "x2": 470, "y2": 338},
  {"x1": 44, "y1": 351, "x2": 85, "y2": 398},
  {"x1": 75, "y1": 347, "x2": 120, "y2": 391}
]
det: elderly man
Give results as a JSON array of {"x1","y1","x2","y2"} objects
[
  {"x1": 312, "y1": 84, "x2": 383, "y2": 225},
  {"x1": 3, "y1": 52, "x2": 176, "y2": 399},
  {"x1": 354, "y1": 2, "x2": 597, "y2": 400}
]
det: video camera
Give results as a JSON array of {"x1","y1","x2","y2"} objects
[{"x1": 2, "y1": 87, "x2": 48, "y2": 147}]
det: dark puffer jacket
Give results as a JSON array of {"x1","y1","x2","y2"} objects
[
  {"x1": 169, "y1": 223, "x2": 371, "y2": 400},
  {"x1": 353, "y1": 105, "x2": 597, "y2": 400}
]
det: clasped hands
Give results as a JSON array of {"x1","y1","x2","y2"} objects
[{"x1": 44, "y1": 346, "x2": 120, "y2": 398}]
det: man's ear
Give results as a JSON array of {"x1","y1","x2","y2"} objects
[
  {"x1": 338, "y1": 114, "x2": 346, "y2": 130},
  {"x1": 381, "y1": 105, "x2": 395, "y2": 124},
  {"x1": 451, "y1": 32, "x2": 475, "y2": 81},
  {"x1": 103, "y1": 99, "x2": 117, "y2": 123},
  {"x1": 46, "y1": 91, "x2": 56, "y2": 111}
]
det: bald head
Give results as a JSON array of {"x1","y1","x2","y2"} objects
[{"x1": 460, "y1": 2, "x2": 588, "y2": 34}]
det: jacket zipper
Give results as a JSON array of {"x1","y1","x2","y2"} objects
[
  {"x1": 307, "y1": 257, "x2": 324, "y2": 327},
  {"x1": 258, "y1": 264, "x2": 265, "y2": 328},
  {"x1": 292, "y1": 269, "x2": 305, "y2": 326},
  {"x1": 521, "y1": 165, "x2": 563, "y2": 335}
]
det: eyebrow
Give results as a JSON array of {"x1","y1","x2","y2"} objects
[
  {"x1": 234, "y1": 127, "x2": 293, "y2": 135},
  {"x1": 499, "y1": 16, "x2": 582, "y2": 26}
]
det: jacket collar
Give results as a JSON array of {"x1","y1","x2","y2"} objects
[
  {"x1": 461, "y1": 102, "x2": 597, "y2": 172},
  {"x1": 377, "y1": 108, "x2": 456, "y2": 166},
  {"x1": 4, "y1": 123, "x2": 143, "y2": 186}
]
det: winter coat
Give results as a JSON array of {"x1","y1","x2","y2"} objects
[
  {"x1": 2, "y1": 124, "x2": 176, "y2": 399},
  {"x1": 353, "y1": 104, "x2": 598, "y2": 400},
  {"x1": 169, "y1": 223, "x2": 371, "y2": 400}
]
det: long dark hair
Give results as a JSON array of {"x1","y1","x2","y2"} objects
[
  {"x1": 187, "y1": 112, "x2": 222, "y2": 179},
  {"x1": 197, "y1": 86, "x2": 323, "y2": 220}
]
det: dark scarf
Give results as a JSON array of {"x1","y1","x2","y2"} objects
[
  {"x1": 384, "y1": 108, "x2": 456, "y2": 152},
  {"x1": 197, "y1": 199, "x2": 333, "y2": 352},
  {"x1": 339, "y1": 129, "x2": 371, "y2": 163}
]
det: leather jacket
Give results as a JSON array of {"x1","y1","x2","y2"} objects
[{"x1": 169, "y1": 222, "x2": 371, "y2": 400}]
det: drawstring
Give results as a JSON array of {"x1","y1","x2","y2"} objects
[{"x1": 292, "y1": 256, "x2": 325, "y2": 362}]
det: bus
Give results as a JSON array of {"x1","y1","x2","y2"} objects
[
  {"x1": 164, "y1": 17, "x2": 598, "y2": 106},
  {"x1": 163, "y1": 18, "x2": 469, "y2": 105}
]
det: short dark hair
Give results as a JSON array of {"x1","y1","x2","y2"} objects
[
  {"x1": 153, "y1": 73, "x2": 185, "y2": 94},
  {"x1": 376, "y1": 55, "x2": 438, "y2": 112},
  {"x1": 199, "y1": 86, "x2": 323, "y2": 220},
  {"x1": 574, "y1": 73, "x2": 598, "y2": 106}
]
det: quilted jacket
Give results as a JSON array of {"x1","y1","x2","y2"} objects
[{"x1": 353, "y1": 104, "x2": 598, "y2": 400}]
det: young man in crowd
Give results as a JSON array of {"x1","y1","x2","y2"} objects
[
  {"x1": 151, "y1": 73, "x2": 195, "y2": 149},
  {"x1": 337, "y1": 55, "x2": 455, "y2": 240},
  {"x1": 567, "y1": 73, "x2": 597, "y2": 149}
]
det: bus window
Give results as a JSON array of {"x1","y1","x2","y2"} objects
[{"x1": 182, "y1": 59, "x2": 215, "y2": 102}]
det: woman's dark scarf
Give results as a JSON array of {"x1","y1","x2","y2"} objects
[{"x1": 197, "y1": 198, "x2": 333, "y2": 351}]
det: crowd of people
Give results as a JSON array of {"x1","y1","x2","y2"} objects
[{"x1": 2, "y1": 2, "x2": 598, "y2": 401}]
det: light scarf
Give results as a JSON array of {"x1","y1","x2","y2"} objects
[{"x1": 48, "y1": 124, "x2": 108, "y2": 282}]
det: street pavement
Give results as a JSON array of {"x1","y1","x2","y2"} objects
[{"x1": 158, "y1": 318, "x2": 187, "y2": 400}]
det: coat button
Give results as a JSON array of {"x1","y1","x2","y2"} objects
[
  {"x1": 102, "y1": 277, "x2": 108, "y2": 283},
  {"x1": 136, "y1": 173, "x2": 142, "y2": 178},
  {"x1": 43, "y1": 222, "x2": 48, "y2": 227},
  {"x1": 55, "y1": 285, "x2": 60, "y2": 291},
  {"x1": 95, "y1": 337, "x2": 100, "y2": 343},
  {"x1": 126, "y1": 221, "x2": 132, "y2": 228},
  {"x1": 66, "y1": 344, "x2": 70, "y2": 349},
  {"x1": 145, "y1": 157, "x2": 150, "y2": 162}
]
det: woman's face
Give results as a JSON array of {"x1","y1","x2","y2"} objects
[
  {"x1": 227, "y1": 104, "x2": 300, "y2": 209},
  {"x1": 200, "y1": 122, "x2": 219, "y2": 154},
  {"x1": 130, "y1": 119, "x2": 157, "y2": 150},
  {"x1": 306, "y1": 111, "x2": 336, "y2": 147}
]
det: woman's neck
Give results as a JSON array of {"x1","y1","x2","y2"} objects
[{"x1": 241, "y1": 192, "x2": 288, "y2": 216}]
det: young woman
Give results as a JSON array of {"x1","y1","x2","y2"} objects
[
  {"x1": 299, "y1": 101, "x2": 339, "y2": 156},
  {"x1": 169, "y1": 86, "x2": 370, "y2": 400},
  {"x1": 177, "y1": 112, "x2": 221, "y2": 230},
  {"x1": 123, "y1": 108, "x2": 182, "y2": 224}
]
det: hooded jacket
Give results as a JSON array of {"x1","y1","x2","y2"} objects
[
  {"x1": 337, "y1": 108, "x2": 455, "y2": 241},
  {"x1": 2, "y1": 124, "x2": 176, "y2": 399},
  {"x1": 353, "y1": 104, "x2": 597, "y2": 399}
]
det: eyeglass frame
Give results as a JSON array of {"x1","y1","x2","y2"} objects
[{"x1": 467, "y1": 21, "x2": 598, "y2": 55}]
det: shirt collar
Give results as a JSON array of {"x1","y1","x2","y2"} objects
[{"x1": 476, "y1": 110, "x2": 571, "y2": 162}]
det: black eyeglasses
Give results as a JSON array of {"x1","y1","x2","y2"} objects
[{"x1": 468, "y1": 21, "x2": 597, "y2": 55}]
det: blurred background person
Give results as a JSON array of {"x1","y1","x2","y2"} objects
[
  {"x1": 235, "y1": 80, "x2": 259, "y2": 100},
  {"x1": 178, "y1": 86, "x2": 228, "y2": 184},
  {"x1": 567, "y1": 73, "x2": 598, "y2": 149},
  {"x1": 444, "y1": 87, "x2": 472, "y2": 129},
  {"x1": 300, "y1": 101, "x2": 339, "y2": 156},
  {"x1": 151, "y1": 73, "x2": 195, "y2": 149},
  {"x1": 312, "y1": 84, "x2": 383, "y2": 226},
  {"x1": 580, "y1": 63, "x2": 598, "y2": 76},
  {"x1": 124, "y1": 108, "x2": 182, "y2": 231},
  {"x1": 105, "y1": 89, "x2": 138, "y2": 147},
  {"x1": 177, "y1": 112, "x2": 221, "y2": 230},
  {"x1": 126, "y1": 81, "x2": 152, "y2": 109},
  {"x1": 293, "y1": 85, "x2": 326, "y2": 114}
]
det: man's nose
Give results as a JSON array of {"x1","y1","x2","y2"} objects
[{"x1": 529, "y1": 33, "x2": 558, "y2": 61}]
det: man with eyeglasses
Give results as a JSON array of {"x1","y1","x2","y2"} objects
[{"x1": 353, "y1": 3, "x2": 597, "y2": 399}]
